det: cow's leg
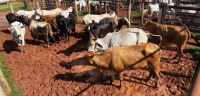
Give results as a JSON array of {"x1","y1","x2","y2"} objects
[
  {"x1": 148, "y1": 60, "x2": 160, "y2": 88},
  {"x1": 22, "y1": 46, "x2": 25, "y2": 53},
  {"x1": 30, "y1": 32, "x2": 37, "y2": 44},
  {"x1": 72, "y1": 25, "x2": 76, "y2": 34},
  {"x1": 109, "y1": 75, "x2": 114, "y2": 85},
  {"x1": 117, "y1": 71, "x2": 123, "y2": 88},
  {"x1": 46, "y1": 38, "x2": 50, "y2": 48},
  {"x1": 51, "y1": 35, "x2": 56, "y2": 45},
  {"x1": 43, "y1": 33, "x2": 50, "y2": 48},
  {"x1": 174, "y1": 44, "x2": 184, "y2": 64},
  {"x1": 67, "y1": 32, "x2": 70, "y2": 41},
  {"x1": 144, "y1": 68, "x2": 153, "y2": 82}
]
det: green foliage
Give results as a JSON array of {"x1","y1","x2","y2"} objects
[
  {"x1": 194, "y1": 33, "x2": 200, "y2": 38},
  {"x1": 131, "y1": 12, "x2": 142, "y2": 18},
  {"x1": 187, "y1": 46, "x2": 200, "y2": 62},
  {"x1": 0, "y1": 1, "x2": 25, "y2": 11},
  {"x1": 130, "y1": 22, "x2": 144, "y2": 27},
  {"x1": 77, "y1": 20, "x2": 84, "y2": 24},
  {"x1": 0, "y1": 53, "x2": 23, "y2": 96},
  {"x1": 78, "y1": 11, "x2": 87, "y2": 16}
]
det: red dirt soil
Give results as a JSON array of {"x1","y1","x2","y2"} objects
[{"x1": 0, "y1": 9, "x2": 198, "y2": 96}]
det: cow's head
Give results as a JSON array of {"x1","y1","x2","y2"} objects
[
  {"x1": 88, "y1": 35, "x2": 97, "y2": 51},
  {"x1": 84, "y1": 51, "x2": 102, "y2": 65},
  {"x1": 143, "y1": 18, "x2": 153, "y2": 30},
  {"x1": 88, "y1": 35, "x2": 105, "y2": 52},
  {"x1": 31, "y1": 12, "x2": 43, "y2": 22}
]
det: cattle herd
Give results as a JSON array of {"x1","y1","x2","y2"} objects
[{"x1": 5, "y1": 1, "x2": 191, "y2": 89}]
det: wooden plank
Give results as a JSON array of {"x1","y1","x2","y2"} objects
[
  {"x1": 0, "y1": 69, "x2": 12, "y2": 95},
  {"x1": 179, "y1": 1, "x2": 199, "y2": 4},
  {"x1": 168, "y1": 5, "x2": 200, "y2": 11},
  {"x1": 189, "y1": 61, "x2": 200, "y2": 96},
  {"x1": 169, "y1": 7, "x2": 200, "y2": 45},
  {"x1": 127, "y1": 0, "x2": 131, "y2": 21},
  {"x1": 8, "y1": 1, "x2": 14, "y2": 13},
  {"x1": 141, "y1": 3, "x2": 144, "y2": 24},
  {"x1": 175, "y1": 13, "x2": 200, "y2": 18},
  {"x1": 0, "y1": 85, "x2": 6, "y2": 96}
]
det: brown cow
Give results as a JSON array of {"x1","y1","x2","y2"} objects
[
  {"x1": 84, "y1": 43, "x2": 161, "y2": 88},
  {"x1": 145, "y1": 20, "x2": 190, "y2": 64},
  {"x1": 42, "y1": 16, "x2": 59, "y2": 34},
  {"x1": 42, "y1": 16, "x2": 60, "y2": 41}
]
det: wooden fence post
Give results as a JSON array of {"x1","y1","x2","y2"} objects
[
  {"x1": 55, "y1": 0, "x2": 58, "y2": 8},
  {"x1": 35, "y1": 0, "x2": 40, "y2": 9},
  {"x1": 115, "y1": 1, "x2": 119, "y2": 16},
  {"x1": 99, "y1": 0, "x2": 102, "y2": 14},
  {"x1": 141, "y1": 3, "x2": 144, "y2": 24},
  {"x1": 127, "y1": 0, "x2": 131, "y2": 21},
  {"x1": 158, "y1": 4, "x2": 163, "y2": 23},
  {"x1": 104, "y1": 2, "x2": 107, "y2": 13},
  {"x1": 0, "y1": 69, "x2": 12, "y2": 95},
  {"x1": 8, "y1": 0, "x2": 14, "y2": 13},
  {"x1": 74, "y1": 0, "x2": 79, "y2": 21},
  {"x1": 63, "y1": 0, "x2": 66, "y2": 9},
  {"x1": 87, "y1": 0, "x2": 90, "y2": 14}
]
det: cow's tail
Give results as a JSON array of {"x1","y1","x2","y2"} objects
[{"x1": 146, "y1": 33, "x2": 162, "y2": 47}]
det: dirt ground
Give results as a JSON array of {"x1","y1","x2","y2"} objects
[{"x1": 0, "y1": 8, "x2": 198, "y2": 96}]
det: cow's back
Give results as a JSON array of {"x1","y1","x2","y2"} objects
[
  {"x1": 104, "y1": 43, "x2": 161, "y2": 71},
  {"x1": 147, "y1": 21, "x2": 189, "y2": 44},
  {"x1": 156, "y1": 23, "x2": 189, "y2": 44}
]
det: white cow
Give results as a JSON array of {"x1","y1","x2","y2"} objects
[
  {"x1": 75, "y1": 0, "x2": 86, "y2": 11},
  {"x1": 88, "y1": 28, "x2": 149, "y2": 52},
  {"x1": 36, "y1": 8, "x2": 62, "y2": 17},
  {"x1": 83, "y1": 12, "x2": 117, "y2": 26},
  {"x1": 16, "y1": 10, "x2": 36, "y2": 18},
  {"x1": 8, "y1": 21, "x2": 26, "y2": 52},
  {"x1": 147, "y1": 3, "x2": 159, "y2": 17}
]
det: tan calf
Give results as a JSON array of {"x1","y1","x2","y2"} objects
[{"x1": 145, "y1": 20, "x2": 190, "y2": 63}]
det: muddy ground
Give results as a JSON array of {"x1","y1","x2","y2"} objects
[{"x1": 0, "y1": 8, "x2": 198, "y2": 96}]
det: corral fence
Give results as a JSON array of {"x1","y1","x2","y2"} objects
[{"x1": 20, "y1": 0, "x2": 200, "y2": 45}]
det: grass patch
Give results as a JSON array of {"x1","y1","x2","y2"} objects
[
  {"x1": 131, "y1": 12, "x2": 142, "y2": 18},
  {"x1": 187, "y1": 45, "x2": 200, "y2": 62},
  {"x1": 0, "y1": 53, "x2": 23, "y2": 96},
  {"x1": 77, "y1": 20, "x2": 84, "y2": 24},
  {"x1": 0, "y1": 1, "x2": 25, "y2": 11},
  {"x1": 78, "y1": 11, "x2": 87, "y2": 16},
  {"x1": 130, "y1": 22, "x2": 144, "y2": 27},
  {"x1": 194, "y1": 33, "x2": 200, "y2": 38}
]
